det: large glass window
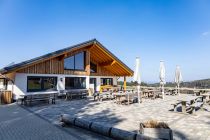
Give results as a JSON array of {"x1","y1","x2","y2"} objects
[
  {"x1": 64, "y1": 56, "x2": 74, "y2": 70},
  {"x1": 101, "y1": 78, "x2": 113, "y2": 86},
  {"x1": 65, "y1": 77, "x2": 86, "y2": 89},
  {"x1": 27, "y1": 76, "x2": 57, "y2": 92},
  {"x1": 64, "y1": 52, "x2": 85, "y2": 70},
  {"x1": 75, "y1": 52, "x2": 85, "y2": 70},
  {"x1": 90, "y1": 62, "x2": 97, "y2": 73}
]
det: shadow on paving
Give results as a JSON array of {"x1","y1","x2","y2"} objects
[
  {"x1": 21, "y1": 98, "x2": 125, "y2": 139},
  {"x1": 21, "y1": 97, "x2": 210, "y2": 140},
  {"x1": 24, "y1": 98, "x2": 125, "y2": 127},
  {"x1": 0, "y1": 103, "x2": 112, "y2": 140}
]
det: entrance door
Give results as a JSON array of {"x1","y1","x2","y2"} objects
[{"x1": 90, "y1": 78, "x2": 96, "y2": 92}]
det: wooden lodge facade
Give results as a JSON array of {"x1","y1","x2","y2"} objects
[{"x1": 0, "y1": 39, "x2": 133, "y2": 100}]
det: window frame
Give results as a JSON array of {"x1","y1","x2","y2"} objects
[
  {"x1": 90, "y1": 62, "x2": 97, "y2": 73},
  {"x1": 65, "y1": 77, "x2": 86, "y2": 89},
  {"x1": 100, "y1": 78, "x2": 113, "y2": 86},
  {"x1": 64, "y1": 51, "x2": 86, "y2": 71},
  {"x1": 27, "y1": 76, "x2": 57, "y2": 92}
]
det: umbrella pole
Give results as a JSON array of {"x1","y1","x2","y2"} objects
[
  {"x1": 137, "y1": 85, "x2": 141, "y2": 104},
  {"x1": 162, "y1": 84, "x2": 165, "y2": 99},
  {"x1": 178, "y1": 84, "x2": 180, "y2": 96}
]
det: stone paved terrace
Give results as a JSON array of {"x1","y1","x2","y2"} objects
[
  {"x1": 0, "y1": 104, "x2": 112, "y2": 140},
  {"x1": 27, "y1": 94, "x2": 210, "y2": 140}
]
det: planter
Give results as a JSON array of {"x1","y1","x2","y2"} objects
[
  {"x1": 139, "y1": 122, "x2": 173, "y2": 140},
  {"x1": 110, "y1": 127, "x2": 136, "y2": 140}
]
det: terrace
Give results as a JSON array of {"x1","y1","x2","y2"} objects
[{"x1": 27, "y1": 93, "x2": 210, "y2": 140}]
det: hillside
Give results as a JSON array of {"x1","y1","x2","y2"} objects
[{"x1": 118, "y1": 78, "x2": 210, "y2": 89}]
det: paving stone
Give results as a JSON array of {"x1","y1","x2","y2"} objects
[
  {"x1": 26, "y1": 95, "x2": 210, "y2": 140},
  {"x1": 0, "y1": 104, "x2": 112, "y2": 140}
]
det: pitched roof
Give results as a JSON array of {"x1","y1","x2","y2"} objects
[{"x1": 0, "y1": 39, "x2": 133, "y2": 75}]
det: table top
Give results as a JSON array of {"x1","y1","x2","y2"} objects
[
  {"x1": 113, "y1": 93, "x2": 126, "y2": 96},
  {"x1": 20, "y1": 91, "x2": 59, "y2": 96},
  {"x1": 201, "y1": 93, "x2": 210, "y2": 96}
]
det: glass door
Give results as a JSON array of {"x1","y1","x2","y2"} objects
[{"x1": 90, "y1": 78, "x2": 96, "y2": 92}]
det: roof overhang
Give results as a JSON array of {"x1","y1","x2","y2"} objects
[{"x1": 0, "y1": 39, "x2": 133, "y2": 76}]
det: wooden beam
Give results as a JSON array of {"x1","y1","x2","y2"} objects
[
  {"x1": 111, "y1": 60, "x2": 116, "y2": 66},
  {"x1": 87, "y1": 44, "x2": 95, "y2": 51},
  {"x1": 85, "y1": 50, "x2": 90, "y2": 76},
  {"x1": 95, "y1": 43, "x2": 133, "y2": 76},
  {"x1": 99, "y1": 60, "x2": 115, "y2": 67},
  {"x1": 57, "y1": 54, "x2": 66, "y2": 61}
]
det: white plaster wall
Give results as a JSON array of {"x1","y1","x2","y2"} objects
[
  {"x1": 13, "y1": 73, "x2": 89, "y2": 100},
  {"x1": 13, "y1": 73, "x2": 118, "y2": 99},
  {"x1": 90, "y1": 76, "x2": 117, "y2": 92}
]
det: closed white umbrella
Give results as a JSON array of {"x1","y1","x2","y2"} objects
[
  {"x1": 133, "y1": 57, "x2": 141, "y2": 104},
  {"x1": 175, "y1": 65, "x2": 182, "y2": 95},
  {"x1": 159, "y1": 61, "x2": 166, "y2": 99}
]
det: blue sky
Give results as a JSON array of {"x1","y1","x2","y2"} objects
[{"x1": 0, "y1": 0, "x2": 210, "y2": 83}]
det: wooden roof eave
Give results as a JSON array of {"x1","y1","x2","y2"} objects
[{"x1": 94, "y1": 42, "x2": 133, "y2": 76}]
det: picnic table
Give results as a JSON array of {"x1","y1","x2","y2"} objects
[
  {"x1": 19, "y1": 91, "x2": 58, "y2": 106},
  {"x1": 65, "y1": 89, "x2": 88, "y2": 100},
  {"x1": 142, "y1": 89, "x2": 160, "y2": 99},
  {"x1": 93, "y1": 92, "x2": 114, "y2": 101},
  {"x1": 113, "y1": 92, "x2": 126, "y2": 104},
  {"x1": 167, "y1": 88, "x2": 176, "y2": 95},
  {"x1": 200, "y1": 92, "x2": 210, "y2": 104},
  {"x1": 113, "y1": 92, "x2": 140, "y2": 105},
  {"x1": 193, "y1": 90, "x2": 201, "y2": 96},
  {"x1": 175, "y1": 96, "x2": 203, "y2": 114}
]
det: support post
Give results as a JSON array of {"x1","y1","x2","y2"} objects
[{"x1": 123, "y1": 76, "x2": 126, "y2": 91}]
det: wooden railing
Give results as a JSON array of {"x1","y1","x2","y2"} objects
[{"x1": 123, "y1": 86, "x2": 210, "y2": 92}]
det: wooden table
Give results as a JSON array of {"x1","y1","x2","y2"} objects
[
  {"x1": 177, "y1": 96, "x2": 202, "y2": 113},
  {"x1": 201, "y1": 93, "x2": 210, "y2": 104},
  {"x1": 193, "y1": 90, "x2": 201, "y2": 96},
  {"x1": 19, "y1": 91, "x2": 58, "y2": 105},
  {"x1": 143, "y1": 89, "x2": 159, "y2": 99},
  {"x1": 167, "y1": 89, "x2": 176, "y2": 95},
  {"x1": 65, "y1": 89, "x2": 88, "y2": 100},
  {"x1": 113, "y1": 93, "x2": 127, "y2": 104}
]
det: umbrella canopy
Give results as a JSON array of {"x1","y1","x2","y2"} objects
[
  {"x1": 159, "y1": 60, "x2": 166, "y2": 85},
  {"x1": 133, "y1": 57, "x2": 141, "y2": 84},
  {"x1": 175, "y1": 65, "x2": 182, "y2": 95},
  {"x1": 175, "y1": 65, "x2": 182, "y2": 84}
]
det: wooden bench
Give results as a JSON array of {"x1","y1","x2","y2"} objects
[
  {"x1": 172, "y1": 99, "x2": 204, "y2": 114},
  {"x1": 186, "y1": 105, "x2": 195, "y2": 114},
  {"x1": 66, "y1": 90, "x2": 88, "y2": 100},
  {"x1": 23, "y1": 94, "x2": 56, "y2": 106}
]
